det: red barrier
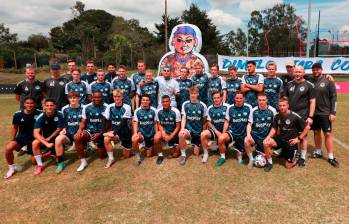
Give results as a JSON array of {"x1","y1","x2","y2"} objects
[{"x1": 336, "y1": 82, "x2": 349, "y2": 93}]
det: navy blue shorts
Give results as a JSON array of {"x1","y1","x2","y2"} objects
[
  {"x1": 273, "y1": 136, "x2": 298, "y2": 162},
  {"x1": 15, "y1": 135, "x2": 34, "y2": 154},
  {"x1": 86, "y1": 130, "x2": 104, "y2": 148},
  {"x1": 226, "y1": 131, "x2": 245, "y2": 152},
  {"x1": 251, "y1": 134, "x2": 265, "y2": 153},
  {"x1": 115, "y1": 128, "x2": 132, "y2": 149}
]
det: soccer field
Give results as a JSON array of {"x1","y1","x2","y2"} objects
[{"x1": 0, "y1": 94, "x2": 349, "y2": 224}]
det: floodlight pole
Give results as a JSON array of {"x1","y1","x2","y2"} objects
[
  {"x1": 306, "y1": 0, "x2": 311, "y2": 58},
  {"x1": 165, "y1": 0, "x2": 168, "y2": 53}
]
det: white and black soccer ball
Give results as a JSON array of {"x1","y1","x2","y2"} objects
[{"x1": 254, "y1": 154, "x2": 266, "y2": 168}]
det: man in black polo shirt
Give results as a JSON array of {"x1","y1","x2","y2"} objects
[
  {"x1": 284, "y1": 66, "x2": 315, "y2": 166},
  {"x1": 14, "y1": 66, "x2": 43, "y2": 109},
  {"x1": 4, "y1": 97, "x2": 42, "y2": 179},
  {"x1": 32, "y1": 99, "x2": 64, "y2": 175},
  {"x1": 61, "y1": 59, "x2": 77, "y2": 81},
  {"x1": 42, "y1": 64, "x2": 69, "y2": 110},
  {"x1": 263, "y1": 97, "x2": 309, "y2": 172},
  {"x1": 310, "y1": 63, "x2": 339, "y2": 167}
]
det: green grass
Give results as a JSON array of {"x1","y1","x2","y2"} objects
[{"x1": 0, "y1": 94, "x2": 349, "y2": 223}]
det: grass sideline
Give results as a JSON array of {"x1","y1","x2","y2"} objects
[{"x1": 0, "y1": 94, "x2": 349, "y2": 223}]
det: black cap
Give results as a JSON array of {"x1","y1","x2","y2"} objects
[
  {"x1": 312, "y1": 63, "x2": 322, "y2": 69},
  {"x1": 51, "y1": 63, "x2": 61, "y2": 70}
]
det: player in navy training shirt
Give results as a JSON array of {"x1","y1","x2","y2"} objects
[
  {"x1": 240, "y1": 61, "x2": 264, "y2": 107},
  {"x1": 90, "y1": 69, "x2": 112, "y2": 104},
  {"x1": 74, "y1": 92, "x2": 108, "y2": 172},
  {"x1": 176, "y1": 66, "x2": 193, "y2": 111},
  {"x1": 4, "y1": 97, "x2": 41, "y2": 179},
  {"x1": 132, "y1": 95, "x2": 161, "y2": 166},
  {"x1": 32, "y1": 99, "x2": 64, "y2": 175}
]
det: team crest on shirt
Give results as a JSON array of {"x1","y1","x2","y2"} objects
[
  {"x1": 59, "y1": 81, "x2": 65, "y2": 86},
  {"x1": 34, "y1": 115, "x2": 38, "y2": 119},
  {"x1": 24, "y1": 87, "x2": 29, "y2": 91},
  {"x1": 35, "y1": 85, "x2": 40, "y2": 90},
  {"x1": 50, "y1": 81, "x2": 55, "y2": 86},
  {"x1": 300, "y1": 86, "x2": 305, "y2": 92},
  {"x1": 285, "y1": 119, "x2": 291, "y2": 125},
  {"x1": 21, "y1": 118, "x2": 24, "y2": 122},
  {"x1": 198, "y1": 110, "x2": 201, "y2": 114},
  {"x1": 273, "y1": 84, "x2": 277, "y2": 88},
  {"x1": 149, "y1": 114, "x2": 153, "y2": 118},
  {"x1": 267, "y1": 117, "x2": 271, "y2": 120},
  {"x1": 54, "y1": 117, "x2": 58, "y2": 121},
  {"x1": 95, "y1": 113, "x2": 99, "y2": 116},
  {"x1": 80, "y1": 87, "x2": 83, "y2": 91},
  {"x1": 320, "y1": 82, "x2": 325, "y2": 88},
  {"x1": 243, "y1": 112, "x2": 247, "y2": 116},
  {"x1": 290, "y1": 86, "x2": 295, "y2": 92}
]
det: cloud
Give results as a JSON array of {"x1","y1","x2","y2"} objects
[
  {"x1": 207, "y1": 9, "x2": 242, "y2": 31},
  {"x1": 239, "y1": 0, "x2": 283, "y2": 13},
  {"x1": 208, "y1": 0, "x2": 241, "y2": 9}
]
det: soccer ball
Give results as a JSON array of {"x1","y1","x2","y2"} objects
[{"x1": 254, "y1": 154, "x2": 266, "y2": 168}]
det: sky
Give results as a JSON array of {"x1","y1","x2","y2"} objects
[{"x1": 0, "y1": 0, "x2": 348, "y2": 41}]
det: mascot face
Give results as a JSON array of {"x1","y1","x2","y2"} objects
[{"x1": 172, "y1": 33, "x2": 197, "y2": 55}]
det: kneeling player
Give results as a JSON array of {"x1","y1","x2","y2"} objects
[
  {"x1": 32, "y1": 99, "x2": 64, "y2": 175},
  {"x1": 55, "y1": 92, "x2": 82, "y2": 173},
  {"x1": 157, "y1": 95, "x2": 181, "y2": 159},
  {"x1": 200, "y1": 91, "x2": 229, "y2": 165},
  {"x1": 218, "y1": 92, "x2": 252, "y2": 167},
  {"x1": 74, "y1": 92, "x2": 108, "y2": 172},
  {"x1": 132, "y1": 95, "x2": 162, "y2": 166},
  {"x1": 4, "y1": 97, "x2": 41, "y2": 179},
  {"x1": 263, "y1": 97, "x2": 309, "y2": 171},
  {"x1": 103, "y1": 89, "x2": 132, "y2": 168},
  {"x1": 178, "y1": 86, "x2": 208, "y2": 165},
  {"x1": 244, "y1": 93, "x2": 277, "y2": 171}
]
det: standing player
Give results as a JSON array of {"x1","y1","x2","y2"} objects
[
  {"x1": 105, "y1": 63, "x2": 118, "y2": 83},
  {"x1": 74, "y1": 92, "x2": 108, "y2": 172},
  {"x1": 131, "y1": 60, "x2": 146, "y2": 94},
  {"x1": 240, "y1": 61, "x2": 264, "y2": 108},
  {"x1": 263, "y1": 97, "x2": 309, "y2": 171},
  {"x1": 103, "y1": 89, "x2": 133, "y2": 168},
  {"x1": 311, "y1": 63, "x2": 339, "y2": 167},
  {"x1": 156, "y1": 66, "x2": 180, "y2": 108},
  {"x1": 178, "y1": 86, "x2": 208, "y2": 165},
  {"x1": 207, "y1": 64, "x2": 227, "y2": 106},
  {"x1": 42, "y1": 64, "x2": 69, "y2": 109},
  {"x1": 55, "y1": 92, "x2": 82, "y2": 173},
  {"x1": 32, "y1": 99, "x2": 65, "y2": 175},
  {"x1": 218, "y1": 92, "x2": 252, "y2": 166},
  {"x1": 225, "y1": 65, "x2": 242, "y2": 105},
  {"x1": 65, "y1": 69, "x2": 91, "y2": 105},
  {"x1": 280, "y1": 61, "x2": 295, "y2": 88},
  {"x1": 81, "y1": 60, "x2": 97, "y2": 84},
  {"x1": 191, "y1": 61, "x2": 210, "y2": 105},
  {"x1": 14, "y1": 66, "x2": 43, "y2": 110},
  {"x1": 176, "y1": 66, "x2": 193, "y2": 111},
  {"x1": 200, "y1": 91, "x2": 229, "y2": 165},
  {"x1": 136, "y1": 70, "x2": 159, "y2": 108},
  {"x1": 284, "y1": 66, "x2": 315, "y2": 166},
  {"x1": 111, "y1": 65, "x2": 135, "y2": 106},
  {"x1": 157, "y1": 95, "x2": 181, "y2": 158},
  {"x1": 264, "y1": 62, "x2": 283, "y2": 110},
  {"x1": 62, "y1": 59, "x2": 77, "y2": 81},
  {"x1": 244, "y1": 93, "x2": 277, "y2": 170},
  {"x1": 132, "y1": 95, "x2": 162, "y2": 165},
  {"x1": 90, "y1": 69, "x2": 112, "y2": 104},
  {"x1": 4, "y1": 97, "x2": 41, "y2": 179}
]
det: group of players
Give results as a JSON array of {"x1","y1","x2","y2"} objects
[{"x1": 4, "y1": 58, "x2": 339, "y2": 179}]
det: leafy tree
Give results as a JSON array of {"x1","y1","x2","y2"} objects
[
  {"x1": 224, "y1": 28, "x2": 247, "y2": 56},
  {"x1": 0, "y1": 23, "x2": 17, "y2": 44},
  {"x1": 27, "y1": 34, "x2": 49, "y2": 51},
  {"x1": 71, "y1": 1, "x2": 85, "y2": 17},
  {"x1": 154, "y1": 15, "x2": 181, "y2": 44}
]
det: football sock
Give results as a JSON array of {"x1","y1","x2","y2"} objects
[
  {"x1": 158, "y1": 152, "x2": 163, "y2": 157},
  {"x1": 328, "y1": 153, "x2": 334, "y2": 160},
  {"x1": 34, "y1": 155, "x2": 43, "y2": 166},
  {"x1": 301, "y1": 150, "x2": 307, "y2": 159},
  {"x1": 107, "y1": 152, "x2": 114, "y2": 160},
  {"x1": 268, "y1": 158, "x2": 273, "y2": 164},
  {"x1": 8, "y1": 164, "x2": 15, "y2": 171},
  {"x1": 181, "y1": 149, "x2": 186, "y2": 157},
  {"x1": 247, "y1": 152, "x2": 253, "y2": 161},
  {"x1": 135, "y1": 153, "x2": 141, "y2": 160},
  {"x1": 203, "y1": 149, "x2": 209, "y2": 156},
  {"x1": 220, "y1": 153, "x2": 225, "y2": 159},
  {"x1": 315, "y1": 149, "x2": 322, "y2": 154},
  {"x1": 80, "y1": 158, "x2": 87, "y2": 165}
]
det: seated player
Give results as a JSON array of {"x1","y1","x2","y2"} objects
[
  {"x1": 263, "y1": 97, "x2": 309, "y2": 171},
  {"x1": 217, "y1": 92, "x2": 252, "y2": 166},
  {"x1": 157, "y1": 95, "x2": 181, "y2": 159},
  {"x1": 74, "y1": 92, "x2": 108, "y2": 172},
  {"x1": 32, "y1": 99, "x2": 64, "y2": 175},
  {"x1": 178, "y1": 86, "x2": 208, "y2": 165},
  {"x1": 200, "y1": 91, "x2": 229, "y2": 165},
  {"x1": 90, "y1": 69, "x2": 112, "y2": 104},
  {"x1": 4, "y1": 97, "x2": 42, "y2": 179},
  {"x1": 136, "y1": 70, "x2": 159, "y2": 108},
  {"x1": 55, "y1": 92, "x2": 82, "y2": 174},
  {"x1": 244, "y1": 93, "x2": 277, "y2": 170},
  {"x1": 103, "y1": 89, "x2": 132, "y2": 168},
  {"x1": 132, "y1": 95, "x2": 162, "y2": 165}
]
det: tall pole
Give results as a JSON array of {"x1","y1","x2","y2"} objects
[
  {"x1": 164, "y1": 0, "x2": 168, "y2": 53},
  {"x1": 315, "y1": 10, "x2": 320, "y2": 57},
  {"x1": 306, "y1": 0, "x2": 311, "y2": 57}
]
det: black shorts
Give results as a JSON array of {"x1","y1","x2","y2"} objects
[
  {"x1": 168, "y1": 136, "x2": 179, "y2": 147},
  {"x1": 226, "y1": 131, "x2": 245, "y2": 152},
  {"x1": 142, "y1": 136, "x2": 154, "y2": 148},
  {"x1": 115, "y1": 129, "x2": 132, "y2": 149},
  {"x1": 251, "y1": 134, "x2": 264, "y2": 153},
  {"x1": 208, "y1": 129, "x2": 217, "y2": 141},
  {"x1": 66, "y1": 133, "x2": 74, "y2": 144},
  {"x1": 311, "y1": 115, "x2": 332, "y2": 132},
  {"x1": 274, "y1": 136, "x2": 298, "y2": 162},
  {"x1": 86, "y1": 130, "x2": 104, "y2": 148},
  {"x1": 188, "y1": 131, "x2": 201, "y2": 147},
  {"x1": 15, "y1": 135, "x2": 34, "y2": 154}
]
